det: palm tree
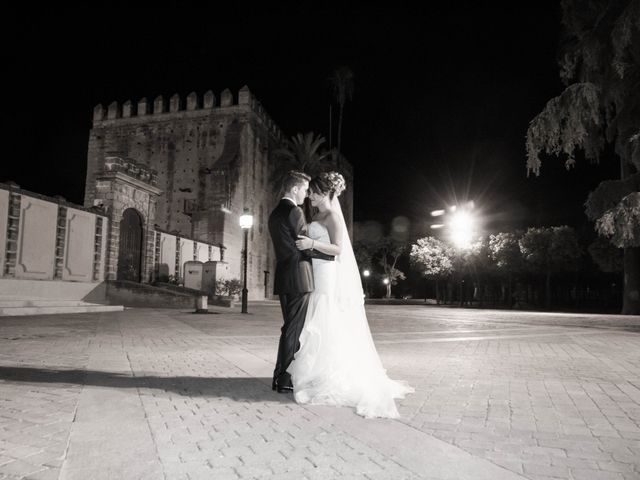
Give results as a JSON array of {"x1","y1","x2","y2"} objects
[
  {"x1": 271, "y1": 132, "x2": 332, "y2": 194},
  {"x1": 329, "y1": 66, "x2": 355, "y2": 155}
]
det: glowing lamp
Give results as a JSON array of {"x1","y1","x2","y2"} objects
[{"x1": 239, "y1": 210, "x2": 253, "y2": 229}]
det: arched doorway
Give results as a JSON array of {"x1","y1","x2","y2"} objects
[{"x1": 117, "y1": 208, "x2": 143, "y2": 282}]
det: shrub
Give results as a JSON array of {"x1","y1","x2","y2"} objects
[{"x1": 215, "y1": 278, "x2": 242, "y2": 298}]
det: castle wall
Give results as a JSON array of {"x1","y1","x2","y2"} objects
[{"x1": 86, "y1": 87, "x2": 281, "y2": 299}]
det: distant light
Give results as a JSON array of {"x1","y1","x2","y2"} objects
[
  {"x1": 430, "y1": 209, "x2": 445, "y2": 217},
  {"x1": 363, "y1": 269, "x2": 370, "y2": 277},
  {"x1": 383, "y1": 278, "x2": 389, "y2": 285},
  {"x1": 239, "y1": 209, "x2": 253, "y2": 229},
  {"x1": 392, "y1": 216, "x2": 410, "y2": 234},
  {"x1": 430, "y1": 224, "x2": 444, "y2": 229},
  {"x1": 449, "y1": 205, "x2": 457, "y2": 212}
]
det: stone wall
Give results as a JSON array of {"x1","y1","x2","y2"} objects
[{"x1": 0, "y1": 183, "x2": 108, "y2": 284}]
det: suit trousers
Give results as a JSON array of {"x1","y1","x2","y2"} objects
[{"x1": 273, "y1": 292, "x2": 310, "y2": 388}]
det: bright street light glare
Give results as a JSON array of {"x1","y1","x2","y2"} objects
[
  {"x1": 430, "y1": 209, "x2": 445, "y2": 217},
  {"x1": 450, "y1": 211, "x2": 474, "y2": 248},
  {"x1": 430, "y1": 224, "x2": 444, "y2": 229}
]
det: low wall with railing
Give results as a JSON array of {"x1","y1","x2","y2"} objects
[
  {"x1": 0, "y1": 184, "x2": 108, "y2": 285},
  {"x1": 152, "y1": 229, "x2": 223, "y2": 282}
]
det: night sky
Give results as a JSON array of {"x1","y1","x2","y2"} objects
[{"x1": 2, "y1": 3, "x2": 620, "y2": 239}]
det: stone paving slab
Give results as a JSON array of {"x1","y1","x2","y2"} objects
[{"x1": 0, "y1": 306, "x2": 639, "y2": 479}]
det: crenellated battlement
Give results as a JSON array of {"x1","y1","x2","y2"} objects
[{"x1": 93, "y1": 86, "x2": 282, "y2": 140}]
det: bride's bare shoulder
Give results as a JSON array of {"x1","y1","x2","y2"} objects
[
  {"x1": 315, "y1": 211, "x2": 338, "y2": 224},
  {"x1": 325, "y1": 211, "x2": 343, "y2": 231}
]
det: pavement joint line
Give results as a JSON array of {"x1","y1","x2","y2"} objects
[
  {"x1": 475, "y1": 321, "x2": 640, "y2": 332},
  {"x1": 173, "y1": 326, "x2": 592, "y2": 341},
  {"x1": 374, "y1": 306, "x2": 640, "y2": 320},
  {"x1": 126, "y1": 350, "x2": 168, "y2": 480},
  {"x1": 376, "y1": 329, "x2": 613, "y2": 344},
  {"x1": 59, "y1": 386, "x2": 80, "y2": 470},
  {"x1": 59, "y1": 321, "x2": 165, "y2": 480}
]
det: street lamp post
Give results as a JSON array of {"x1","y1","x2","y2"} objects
[
  {"x1": 363, "y1": 269, "x2": 370, "y2": 298},
  {"x1": 383, "y1": 277, "x2": 390, "y2": 299},
  {"x1": 239, "y1": 208, "x2": 253, "y2": 314}
]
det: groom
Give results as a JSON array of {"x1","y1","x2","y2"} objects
[{"x1": 268, "y1": 171, "x2": 334, "y2": 393}]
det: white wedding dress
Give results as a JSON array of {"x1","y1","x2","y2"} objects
[{"x1": 287, "y1": 218, "x2": 414, "y2": 419}]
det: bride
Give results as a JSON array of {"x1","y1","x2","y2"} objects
[{"x1": 289, "y1": 172, "x2": 414, "y2": 419}]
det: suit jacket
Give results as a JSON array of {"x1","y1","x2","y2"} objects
[{"x1": 268, "y1": 199, "x2": 334, "y2": 295}]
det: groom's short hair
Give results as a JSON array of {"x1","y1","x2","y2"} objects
[{"x1": 282, "y1": 171, "x2": 311, "y2": 192}]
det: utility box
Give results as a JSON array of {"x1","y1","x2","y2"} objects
[
  {"x1": 183, "y1": 261, "x2": 203, "y2": 290},
  {"x1": 202, "y1": 260, "x2": 229, "y2": 295}
]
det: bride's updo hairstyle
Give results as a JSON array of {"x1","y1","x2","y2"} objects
[{"x1": 309, "y1": 172, "x2": 346, "y2": 200}]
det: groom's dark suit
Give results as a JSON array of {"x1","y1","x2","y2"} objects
[{"x1": 268, "y1": 198, "x2": 333, "y2": 391}]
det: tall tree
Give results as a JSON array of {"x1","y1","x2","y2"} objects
[
  {"x1": 353, "y1": 240, "x2": 374, "y2": 271},
  {"x1": 464, "y1": 236, "x2": 495, "y2": 306},
  {"x1": 374, "y1": 236, "x2": 405, "y2": 299},
  {"x1": 519, "y1": 226, "x2": 582, "y2": 308},
  {"x1": 329, "y1": 66, "x2": 355, "y2": 155},
  {"x1": 526, "y1": 0, "x2": 640, "y2": 314},
  {"x1": 489, "y1": 232, "x2": 525, "y2": 305},
  {"x1": 410, "y1": 236, "x2": 453, "y2": 303},
  {"x1": 588, "y1": 236, "x2": 624, "y2": 273},
  {"x1": 271, "y1": 132, "x2": 332, "y2": 194}
]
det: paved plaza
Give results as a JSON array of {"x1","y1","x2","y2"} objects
[{"x1": 0, "y1": 304, "x2": 639, "y2": 480}]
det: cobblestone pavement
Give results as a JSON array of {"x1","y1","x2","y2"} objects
[{"x1": 0, "y1": 305, "x2": 639, "y2": 479}]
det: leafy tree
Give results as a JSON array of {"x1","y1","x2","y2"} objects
[
  {"x1": 444, "y1": 238, "x2": 491, "y2": 306},
  {"x1": 410, "y1": 236, "x2": 453, "y2": 303},
  {"x1": 353, "y1": 240, "x2": 374, "y2": 271},
  {"x1": 329, "y1": 66, "x2": 355, "y2": 154},
  {"x1": 588, "y1": 236, "x2": 624, "y2": 273},
  {"x1": 464, "y1": 236, "x2": 495, "y2": 306},
  {"x1": 373, "y1": 236, "x2": 405, "y2": 298},
  {"x1": 526, "y1": 0, "x2": 640, "y2": 314},
  {"x1": 519, "y1": 226, "x2": 582, "y2": 308},
  {"x1": 592, "y1": 191, "x2": 640, "y2": 248},
  {"x1": 489, "y1": 232, "x2": 524, "y2": 305}
]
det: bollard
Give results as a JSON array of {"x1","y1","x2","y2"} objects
[{"x1": 195, "y1": 295, "x2": 208, "y2": 313}]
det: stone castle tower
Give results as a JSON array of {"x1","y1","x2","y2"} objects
[{"x1": 84, "y1": 86, "x2": 353, "y2": 300}]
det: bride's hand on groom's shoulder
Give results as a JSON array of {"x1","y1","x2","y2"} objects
[{"x1": 296, "y1": 235, "x2": 313, "y2": 250}]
